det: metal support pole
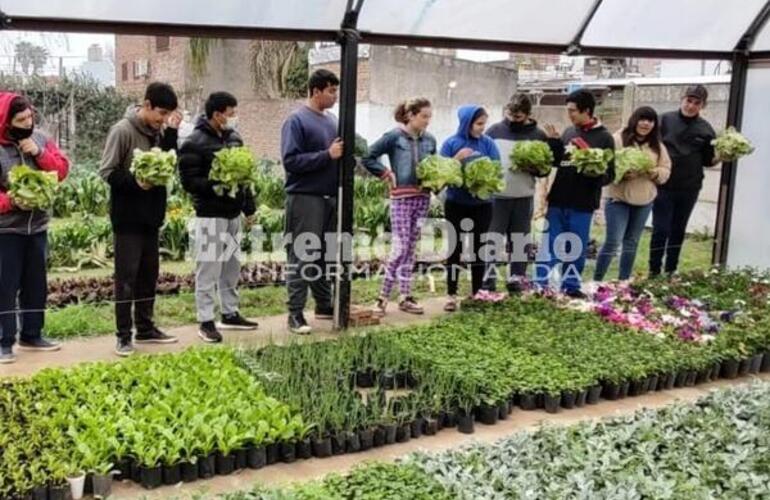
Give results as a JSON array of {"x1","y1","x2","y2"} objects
[{"x1": 333, "y1": 4, "x2": 362, "y2": 330}]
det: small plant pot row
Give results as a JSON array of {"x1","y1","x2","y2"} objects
[{"x1": 353, "y1": 369, "x2": 419, "y2": 390}]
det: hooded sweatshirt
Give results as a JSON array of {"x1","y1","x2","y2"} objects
[
  {"x1": 547, "y1": 120, "x2": 615, "y2": 212},
  {"x1": 486, "y1": 118, "x2": 563, "y2": 199},
  {"x1": 440, "y1": 105, "x2": 501, "y2": 206},
  {"x1": 0, "y1": 92, "x2": 70, "y2": 235},
  {"x1": 99, "y1": 105, "x2": 178, "y2": 233}
]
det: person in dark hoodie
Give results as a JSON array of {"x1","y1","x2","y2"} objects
[
  {"x1": 483, "y1": 93, "x2": 562, "y2": 293},
  {"x1": 650, "y1": 85, "x2": 718, "y2": 277},
  {"x1": 179, "y1": 92, "x2": 258, "y2": 344},
  {"x1": 534, "y1": 89, "x2": 614, "y2": 298},
  {"x1": 0, "y1": 93, "x2": 69, "y2": 364},
  {"x1": 281, "y1": 69, "x2": 342, "y2": 335},
  {"x1": 440, "y1": 105, "x2": 501, "y2": 312},
  {"x1": 99, "y1": 82, "x2": 181, "y2": 357}
]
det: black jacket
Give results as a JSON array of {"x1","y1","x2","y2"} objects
[
  {"x1": 178, "y1": 117, "x2": 256, "y2": 219},
  {"x1": 547, "y1": 122, "x2": 615, "y2": 212},
  {"x1": 660, "y1": 111, "x2": 716, "y2": 192}
]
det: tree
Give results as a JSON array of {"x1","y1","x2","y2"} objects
[{"x1": 15, "y1": 41, "x2": 49, "y2": 76}]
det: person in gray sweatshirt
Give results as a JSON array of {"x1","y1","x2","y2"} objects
[{"x1": 483, "y1": 94, "x2": 562, "y2": 292}]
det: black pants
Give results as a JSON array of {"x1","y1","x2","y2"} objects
[
  {"x1": 445, "y1": 200, "x2": 493, "y2": 296},
  {"x1": 650, "y1": 189, "x2": 699, "y2": 275},
  {"x1": 285, "y1": 194, "x2": 336, "y2": 315},
  {"x1": 483, "y1": 196, "x2": 534, "y2": 290},
  {"x1": 0, "y1": 232, "x2": 47, "y2": 348},
  {"x1": 114, "y1": 231, "x2": 160, "y2": 339}
]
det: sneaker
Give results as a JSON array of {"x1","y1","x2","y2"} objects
[
  {"x1": 288, "y1": 313, "x2": 312, "y2": 335},
  {"x1": 218, "y1": 312, "x2": 259, "y2": 331},
  {"x1": 314, "y1": 306, "x2": 334, "y2": 320},
  {"x1": 135, "y1": 328, "x2": 178, "y2": 344},
  {"x1": 564, "y1": 289, "x2": 588, "y2": 300},
  {"x1": 17, "y1": 337, "x2": 61, "y2": 352},
  {"x1": 198, "y1": 321, "x2": 223, "y2": 343},
  {"x1": 0, "y1": 346, "x2": 16, "y2": 364},
  {"x1": 398, "y1": 296, "x2": 424, "y2": 315},
  {"x1": 115, "y1": 338, "x2": 135, "y2": 357},
  {"x1": 444, "y1": 296, "x2": 458, "y2": 312},
  {"x1": 371, "y1": 297, "x2": 388, "y2": 318}
]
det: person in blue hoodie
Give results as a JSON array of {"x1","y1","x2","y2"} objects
[{"x1": 440, "y1": 105, "x2": 501, "y2": 311}]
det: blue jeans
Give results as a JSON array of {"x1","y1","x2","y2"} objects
[
  {"x1": 594, "y1": 199, "x2": 653, "y2": 281},
  {"x1": 534, "y1": 207, "x2": 593, "y2": 293},
  {"x1": 0, "y1": 232, "x2": 48, "y2": 348}
]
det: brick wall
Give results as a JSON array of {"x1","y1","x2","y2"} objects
[
  {"x1": 235, "y1": 98, "x2": 305, "y2": 160},
  {"x1": 115, "y1": 35, "x2": 189, "y2": 99},
  {"x1": 309, "y1": 59, "x2": 370, "y2": 102}
]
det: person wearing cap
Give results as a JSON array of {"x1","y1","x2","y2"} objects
[{"x1": 649, "y1": 85, "x2": 718, "y2": 278}]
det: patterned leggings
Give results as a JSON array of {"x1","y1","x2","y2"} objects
[{"x1": 381, "y1": 195, "x2": 430, "y2": 299}]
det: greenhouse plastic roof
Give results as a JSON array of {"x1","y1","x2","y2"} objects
[{"x1": 3, "y1": 0, "x2": 770, "y2": 58}]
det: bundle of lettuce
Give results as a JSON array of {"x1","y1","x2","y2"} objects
[
  {"x1": 7, "y1": 165, "x2": 58, "y2": 210},
  {"x1": 416, "y1": 154, "x2": 463, "y2": 192},
  {"x1": 210, "y1": 146, "x2": 259, "y2": 198},
  {"x1": 712, "y1": 127, "x2": 754, "y2": 162},
  {"x1": 510, "y1": 140, "x2": 554, "y2": 176},
  {"x1": 613, "y1": 147, "x2": 655, "y2": 183},
  {"x1": 570, "y1": 146, "x2": 613, "y2": 177},
  {"x1": 465, "y1": 157, "x2": 505, "y2": 200},
  {"x1": 130, "y1": 147, "x2": 177, "y2": 186}
]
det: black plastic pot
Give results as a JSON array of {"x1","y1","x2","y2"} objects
[
  {"x1": 664, "y1": 372, "x2": 676, "y2": 390},
  {"x1": 31, "y1": 485, "x2": 47, "y2": 500},
  {"x1": 346, "y1": 431, "x2": 362, "y2": 453},
  {"x1": 379, "y1": 371, "x2": 396, "y2": 390},
  {"x1": 519, "y1": 392, "x2": 538, "y2": 410},
  {"x1": 629, "y1": 379, "x2": 644, "y2": 397},
  {"x1": 620, "y1": 381, "x2": 630, "y2": 398},
  {"x1": 476, "y1": 403, "x2": 499, "y2": 425},
  {"x1": 356, "y1": 369, "x2": 375, "y2": 388},
  {"x1": 587, "y1": 385, "x2": 602, "y2": 404},
  {"x1": 544, "y1": 393, "x2": 560, "y2": 414},
  {"x1": 647, "y1": 375, "x2": 659, "y2": 392},
  {"x1": 674, "y1": 371, "x2": 687, "y2": 387},
  {"x1": 750, "y1": 353, "x2": 764, "y2": 374},
  {"x1": 181, "y1": 461, "x2": 199, "y2": 482},
  {"x1": 139, "y1": 466, "x2": 162, "y2": 489},
  {"x1": 373, "y1": 427, "x2": 386, "y2": 448},
  {"x1": 685, "y1": 370, "x2": 697, "y2": 387},
  {"x1": 114, "y1": 458, "x2": 131, "y2": 481},
  {"x1": 722, "y1": 359, "x2": 740, "y2": 379},
  {"x1": 435, "y1": 412, "x2": 445, "y2": 431},
  {"x1": 312, "y1": 437, "x2": 332, "y2": 458},
  {"x1": 424, "y1": 418, "x2": 439, "y2": 436},
  {"x1": 396, "y1": 423, "x2": 411, "y2": 443},
  {"x1": 760, "y1": 351, "x2": 770, "y2": 373},
  {"x1": 498, "y1": 400, "x2": 510, "y2": 419},
  {"x1": 561, "y1": 390, "x2": 576, "y2": 409},
  {"x1": 267, "y1": 442, "x2": 280, "y2": 463},
  {"x1": 280, "y1": 441, "x2": 297, "y2": 463},
  {"x1": 383, "y1": 424, "x2": 398, "y2": 444},
  {"x1": 130, "y1": 459, "x2": 141, "y2": 482},
  {"x1": 198, "y1": 453, "x2": 216, "y2": 479},
  {"x1": 358, "y1": 429, "x2": 374, "y2": 451},
  {"x1": 739, "y1": 357, "x2": 752, "y2": 376},
  {"x1": 162, "y1": 463, "x2": 181, "y2": 485},
  {"x1": 442, "y1": 410, "x2": 457, "y2": 428},
  {"x1": 92, "y1": 473, "x2": 113, "y2": 498},
  {"x1": 331, "y1": 433, "x2": 346, "y2": 455},
  {"x1": 602, "y1": 382, "x2": 620, "y2": 401},
  {"x1": 711, "y1": 361, "x2": 722, "y2": 380},
  {"x1": 85, "y1": 473, "x2": 94, "y2": 496},
  {"x1": 457, "y1": 410, "x2": 475, "y2": 434},
  {"x1": 216, "y1": 452, "x2": 236, "y2": 475},
  {"x1": 410, "y1": 417, "x2": 425, "y2": 438},
  {"x1": 247, "y1": 445, "x2": 267, "y2": 469},
  {"x1": 47, "y1": 485, "x2": 67, "y2": 500},
  {"x1": 297, "y1": 438, "x2": 313, "y2": 459},
  {"x1": 695, "y1": 369, "x2": 710, "y2": 385},
  {"x1": 232, "y1": 448, "x2": 247, "y2": 470},
  {"x1": 574, "y1": 390, "x2": 587, "y2": 407}
]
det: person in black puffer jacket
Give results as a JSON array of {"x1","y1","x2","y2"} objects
[
  {"x1": 99, "y1": 82, "x2": 181, "y2": 356},
  {"x1": 179, "y1": 92, "x2": 257, "y2": 343},
  {"x1": 650, "y1": 85, "x2": 718, "y2": 277}
]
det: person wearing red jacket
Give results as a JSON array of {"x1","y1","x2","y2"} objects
[{"x1": 0, "y1": 93, "x2": 69, "y2": 364}]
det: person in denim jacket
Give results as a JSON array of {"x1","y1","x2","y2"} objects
[{"x1": 362, "y1": 98, "x2": 436, "y2": 316}]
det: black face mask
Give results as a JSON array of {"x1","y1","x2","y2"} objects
[{"x1": 7, "y1": 125, "x2": 33, "y2": 141}]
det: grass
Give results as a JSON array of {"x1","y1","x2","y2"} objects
[{"x1": 44, "y1": 227, "x2": 712, "y2": 340}]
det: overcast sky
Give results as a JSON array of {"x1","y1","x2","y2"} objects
[{"x1": 0, "y1": 31, "x2": 115, "y2": 72}]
